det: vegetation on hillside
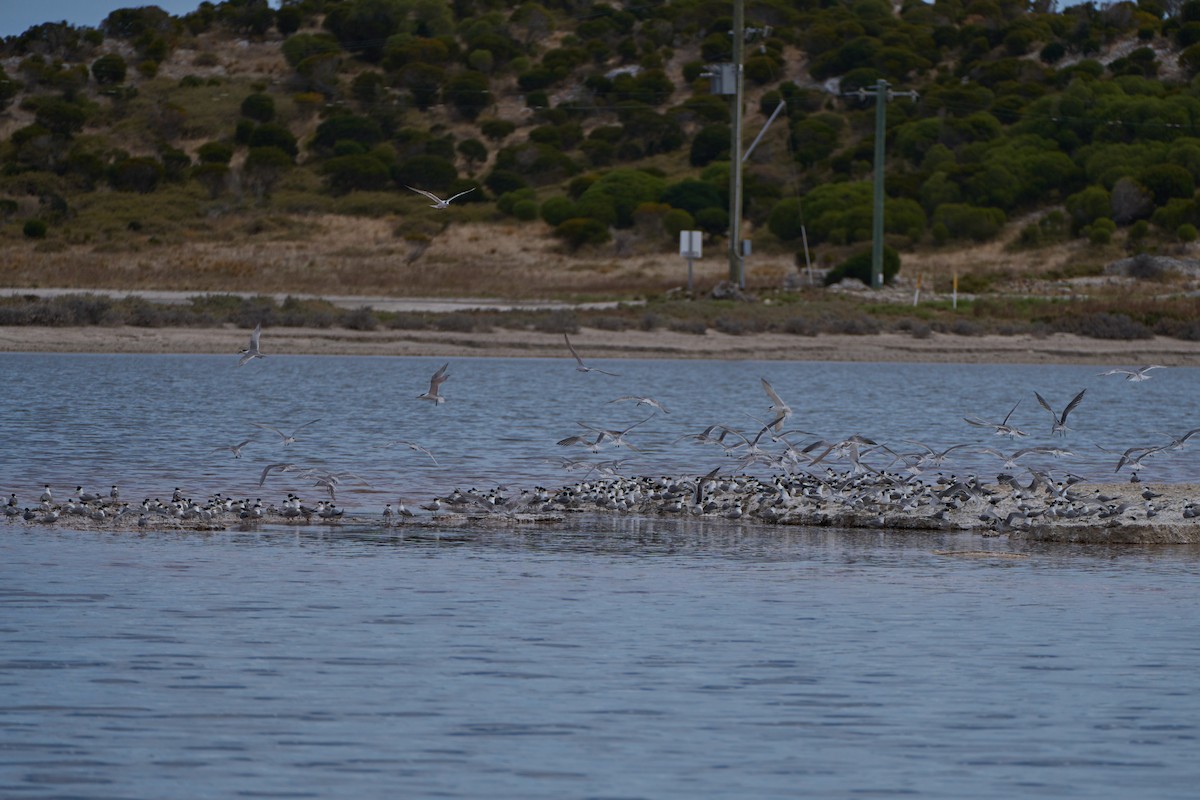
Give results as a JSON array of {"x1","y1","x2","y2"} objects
[{"x1": 3, "y1": 0, "x2": 1200, "y2": 290}]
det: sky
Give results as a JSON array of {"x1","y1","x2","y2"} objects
[{"x1": 2, "y1": 2, "x2": 215, "y2": 38}]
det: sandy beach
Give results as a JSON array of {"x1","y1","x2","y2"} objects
[{"x1": 4, "y1": 323, "x2": 1200, "y2": 364}]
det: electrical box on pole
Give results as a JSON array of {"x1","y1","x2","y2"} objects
[{"x1": 845, "y1": 79, "x2": 918, "y2": 289}]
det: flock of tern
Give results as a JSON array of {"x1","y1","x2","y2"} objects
[{"x1": 4, "y1": 321, "x2": 1194, "y2": 535}]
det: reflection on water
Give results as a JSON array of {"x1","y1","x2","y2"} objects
[{"x1": 2, "y1": 518, "x2": 1200, "y2": 799}]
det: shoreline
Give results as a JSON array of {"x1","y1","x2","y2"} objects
[{"x1": 3, "y1": 324, "x2": 1200, "y2": 364}]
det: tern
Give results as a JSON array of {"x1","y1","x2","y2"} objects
[
  {"x1": 974, "y1": 445, "x2": 1073, "y2": 470},
  {"x1": 258, "y1": 462, "x2": 305, "y2": 488},
  {"x1": 383, "y1": 439, "x2": 439, "y2": 465},
  {"x1": 211, "y1": 439, "x2": 253, "y2": 458},
  {"x1": 1155, "y1": 427, "x2": 1200, "y2": 451},
  {"x1": 254, "y1": 419, "x2": 321, "y2": 446},
  {"x1": 1098, "y1": 365, "x2": 1165, "y2": 381},
  {"x1": 963, "y1": 400, "x2": 1027, "y2": 437},
  {"x1": 405, "y1": 185, "x2": 474, "y2": 208},
  {"x1": 760, "y1": 378, "x2": 792, "y2": 432},
  {"x1": 564, "y1": 333, "x2": 619, "y2": 376},
  {"x1": 1034, "y1": 388, "x2": 1086, "y2": 436},
  {"x1": 238, "y1": 323, "x2": 265, "y2": 366},
  {"x1": 610, "y1": 395, "x2": 670, "y2": 414},
  {"x1": 417, "y1": 363, "x2": 450, "y2": 404}
]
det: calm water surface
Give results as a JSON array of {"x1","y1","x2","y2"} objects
[
  {"x1": 3, "y1": 523, "x2": 1200, "y2": 799},
  {"x1": 1, "y1": 353, "x2": 1198, "y2": 503},
  {"x1": 2, "y1": 354, "x2": 1200, "y2": 798}
]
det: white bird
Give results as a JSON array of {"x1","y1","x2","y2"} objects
[
  {"x1": 1034, "y1": 388, "x2": 1086, "y2": 435},
  {"x1": 564, "y1": 333, "x2": 619, "y2": 376},
  {"x1": 238, "y1": 323, "x2": 265, "y2": 366},
  {"x1": 211, "y1": 439, "x2": 253, "y2": 458},
  {"x1": 610, "y1": 395, "x2": 670, "y2": 414},
  {"x1": 258, "y1": 462, "x2": 304, "y2": 488},
  {"x1": 383, "y1": 440, "x2": 439, "y2": 465},
  {"x1": 1098, "y1": 365, "x2": 1165, "y2": 381},
  {"x1": 963, "y1": 400, "x2": 1027, "y2": 437},
  {"x1": 405, "y1": 185, "x2": 474, "y2": 208},
  {"x1": 760, "y1": 378, "x2": 792, "y2": 431},
  {"x1": 254, "y1": 419, "x2": 320, "y2": 446},
  {"x1": 417, "y1": 363, "x2": 450, "y2": 404},
  {"x1": 1155, "y1": 427, "x2": 1200, "y2": 451}
]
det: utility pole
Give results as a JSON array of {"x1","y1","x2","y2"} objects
[
  {"x1": 849, "y1": 79, "x2": 918, "y2": 289},
  {"x1": 728, "y1": 0, "x2": 745, "y2": 287}
]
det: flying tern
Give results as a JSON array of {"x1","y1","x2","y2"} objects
[
  {"x1": 238, "y1": 323, "x2": 265, "y2": 366},
  {"x1": 417, "y1": 363, "x2": 450, "y2": 403},
  {"x1": 406, "y1": 185, "x2": 474, "y2": 208},
  {"x1": 564, "y1": 333, "x2": 619, "y2": 376}
]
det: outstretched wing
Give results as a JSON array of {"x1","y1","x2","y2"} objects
[
  {"x1": 428, "y1": 363, "x2": 450, "y2": 391},
  {"x1": 1033, "y1": 391, "x2": 1054, "y2": 416},
  {"x1": 406, "y1": 185, "x2": 442, "y2": 202},
  {"x1": 761, "y1": 378, "x2": 787, "y2": 409},
  {"x1": 1000, "y1": 399, "x2": 1021, "y2": 426},
  {"x1": 447, "y1": 187, "x2": 475, "y2": 203},
  {"x1": 563, "y1": 333, "x2": 586, "y2": 368},
  {"x1": 1060, "y1": 388, "x2": 1086, "y2": 423}
]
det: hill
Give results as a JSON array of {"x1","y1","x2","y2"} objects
[{"x1": 2, "y1": 0, "x2": 1200, "y2": 315}]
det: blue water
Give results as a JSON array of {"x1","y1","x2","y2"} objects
[
  {"x1": 1, "y1": 353, "x2": 1198, "y2": 506},
  {"x1": 3, "y1": 353, "x2": 1200, "y2": 798}
]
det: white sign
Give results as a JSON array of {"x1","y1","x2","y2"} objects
[{"x1": 679, "y1": 230, "x2": 702, "y2": 258}]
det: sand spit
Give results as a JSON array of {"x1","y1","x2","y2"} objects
[{"x1": 4, "y1": 474, "x2": 1198, "y2": 546}]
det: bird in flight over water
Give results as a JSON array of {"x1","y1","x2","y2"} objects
[
  {"x1": 564, "y1": 333, "x2": 619, "y2": 376},
  {"x1": 1098, "y1": 365, "x2": 1165, "y2": 382},
  {"x1": 406, "y1": 185, "x2": 474, "y2": 209},
  {"x1": 417, "y1": 363, "x2": 450, "y2": 404},
  {"x1": 1034, "y1": 388, "x2": 1086, "y2": 436},
  {"x1": 238, "y1": 323, "x2": 265, "y2": 366}
]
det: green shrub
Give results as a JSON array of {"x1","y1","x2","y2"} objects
[
  {"x1": 497, "y1": 187, "x2": 536, "y2": 215},
  {"x1": 554, "y1": 217, "x2": 610, "y2": 250},
  {"x1": 512, "y1": 199, "x2": 539, "y2": 221},
  {"x1": 240, "y1": 92, "x2": 275, "y2": 122},
  {"x1": 662, "y1": 208, "x2": 694, "y2": 239},
  {"x1": 91, "y1": 53, "x2": 127, "y2": 85},
  {"x1": 23, "y1": 219, "x2": 48, "y2": 239},
  {"x1": 931, "y1": 203, "x2": 1006, "y2": 242},
  {"x1": 540, "y1": 196, "x2": 575, "y2": 226},
  {"x1": 823, "y1": 246, "x2": 901, "y2": 287}
]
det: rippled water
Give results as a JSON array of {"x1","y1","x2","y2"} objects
[
  {"x1": 1, "y1": 353, "x2": 1198, "y2": 507},
  {"x1": 3, "y1": 522, "x2": 1200, "y2": 799},
  {"x1": 3, "y1": 353, "x2": 1200, "y2": 798}
]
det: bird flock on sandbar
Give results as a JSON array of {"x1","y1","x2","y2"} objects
[{"x1": 4, "y1": 324, "x2": 1197, "y2": 537}]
